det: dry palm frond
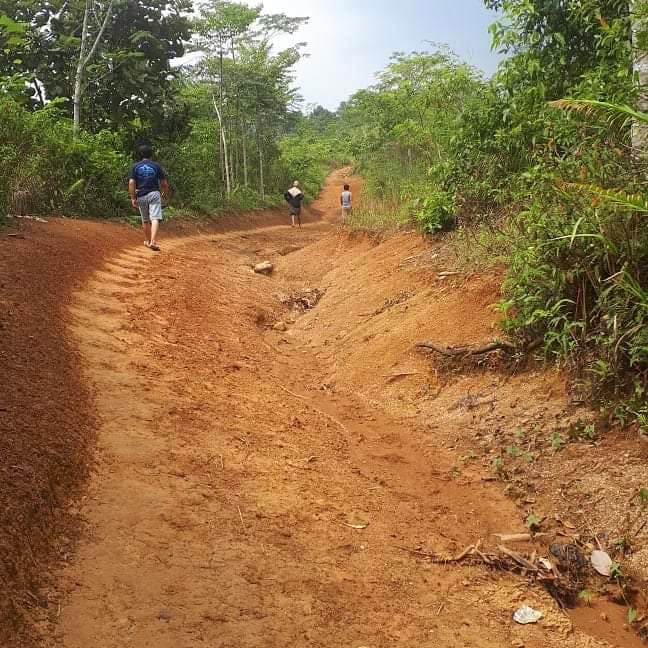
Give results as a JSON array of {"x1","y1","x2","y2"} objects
[
  {"x1": 549, "y1": 98, "x2": 648, "y2": 131},
  {"x1": 558, "y1": 181, "x2": 648, "y2": 213}
]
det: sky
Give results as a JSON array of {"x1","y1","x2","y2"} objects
[{"x1": 260, "y1": 0, "x2": 502, "y2": 110}]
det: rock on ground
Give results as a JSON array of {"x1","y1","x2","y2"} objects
[{"x1": 254, "y1": 261, "x2": 274, "y2": 275}]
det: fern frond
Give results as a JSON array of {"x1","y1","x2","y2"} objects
[
  {"x1": 549, "y1": 98, "x2": 648, "y2": 131},
  {"x1": 558, "y1": 181, "x2": 648, "y2": 213}
]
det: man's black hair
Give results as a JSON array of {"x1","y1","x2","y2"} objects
[
  {"x1": 137, "y1": 144, "x2": 153, "y2": 160},
  {"x1": 344, "y1": 184, "x2": 350, "y2": 190}
]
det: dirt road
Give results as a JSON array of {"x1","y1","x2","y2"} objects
[{"x1": 27, "y1": 171, "x2": 636, "y2": 647}]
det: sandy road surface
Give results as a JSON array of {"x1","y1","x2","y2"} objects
[{"x1": 33, "y1": 171, "x2": 636, "y2": 648}]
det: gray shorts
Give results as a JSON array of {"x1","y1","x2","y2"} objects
[
  {"x1": 290, "y1": 205, "x2": 301, "y2": 216},
  {"x1": 137, "y1": 191, "x2": 162, "y2": 224}
]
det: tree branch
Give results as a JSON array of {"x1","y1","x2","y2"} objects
[{"x1": 82, "y1": 0, "x2": 115, "y2": 67}]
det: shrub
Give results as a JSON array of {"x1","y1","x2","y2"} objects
[
  {"x1": 411, "y1": 189, "x2": 456, "y2": 234},
  {"x1": 500, "y1": 177, "x2": 648, "y2": 426},
  {"x1": 0, "y1": 98, "x2": 129, "y2": 219}
]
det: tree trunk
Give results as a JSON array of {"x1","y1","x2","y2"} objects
[
  {"x1": 32, "y1": 79, "x2": 45, "y2": 108},
  {"x1": 259, "y1": 144, "x2": 265, "y2": 201},
  {"x1": 230, "y1": 131, "x2": 236, "y2": 187},
  {"x1": 73, "y1": 0, "x2": 90, "y2": 133},
  {"x1": 256, "y1": 115, "x2": 265, "y2": 201},
  {"x1": 241, "y1": 119, "x2": 248, "y2": 187},
  {"x1": 219, "y1": 131, "x2": 225, "y2": 189},
  {"x1": 217, "y1": 49, "x2": 231, "y2": 196},
  {"x1": 73, "y1": 0, "x2": 114, "y2": 135},
  {"x1": 632, "y1": 1, "x2": 648, "y2": 152},
  {"x1": 212, "y1": 91, "x2": 231, "y2": 197}
]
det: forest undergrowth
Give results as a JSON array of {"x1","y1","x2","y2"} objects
[{"x1": 320, "y1": 0, "x2": 648, "y2": 431}]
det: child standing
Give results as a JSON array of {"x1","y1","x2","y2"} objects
[
  {"x1": 284, "y1": 181, "x2": 304, "y2": 228},
  {"x1": 340, "y1": 183, "x2": 352, "y2": 222}
]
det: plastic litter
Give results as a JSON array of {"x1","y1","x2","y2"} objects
[
  {"x1": 591, "y1": 549, "x2": 613, "y2": 576},
  {"x1": 513, "y1": 606, "x2": 544, "y2": 625}
]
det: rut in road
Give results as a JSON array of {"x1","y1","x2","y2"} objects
[{"x1": 54, "y1": 173, "x2": 604, "y2": 648}]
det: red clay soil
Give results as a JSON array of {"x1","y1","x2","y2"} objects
[
  {"x1": 0, "y1": 206, "x2": 320, "y2": 647},
  {"x1": 0, "y1": 219, "x2": 139, "y2": 646},
  {"x1": 1, "y1": 171, "x2": 646, "y2": 648}
]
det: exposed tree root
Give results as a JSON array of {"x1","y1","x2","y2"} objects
[{"x1": 415, "y1": 338, "x2": 543, "y2": 357}]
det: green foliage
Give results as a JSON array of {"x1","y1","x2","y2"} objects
[
  {"x1": 278, "y1": 124, "x2": 334, "y2": 200},
  {"x1": 344, "y1": 200, "x2": 410, "y2": 233},
  {"x1": 506, "y1": 445, "x2": 521, "y2": 458},
  {"x1": 549, "y1": 98, "x2": 648, "y2": 132},
  {"x1": 525, "y1": 513, "x2": 543, "y2": 530},
  {"x1": 486, "y1": 0, "x2": 633, "y2": 100},
  {"x1": 0, "y1": 0, "x2": 193, "y2": 138},
  {"x1": 639, "y1": 488, "x2": 648, "y2": 504},
  {"x1": 454, "y1": 1, "x2": 648, "y2": 429},
  {"x1": 550, "y1": 432, "x2": 566, "y2": 451},
  {"x1": 0, "y1": 98, "x2": 128, "y2": 218},
  {"x1": 412, "y1": 189, "x2": 456, "y2": 234},
  {"x1": 186, "y1": 2, "x2": 311, "y2": 206},
  {"x1": 499, "y1": 149, "x2": 648, "y2": 421},
  {"x1": 610, "y1": 561, "x2": 623, "y2": 578},
  {"x1": 0, "y1": 12, "x2": 26, "y2": 49},
  {"x1": 335, "y1": 48, "x2": 484, "y2": 233},
  {"x1": 0, "y1": 0, "x2": 314, "y2": 219},
  {"x1": 578, "y1": 588, "x2": 594, "y2": 605},
  {"x1": 491, "y1": 456, "x2": 505, "y2": 474}
]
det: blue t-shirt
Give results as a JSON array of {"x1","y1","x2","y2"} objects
[{"x1": 129, "y1": 160, "x2": 166, "y2": 197}]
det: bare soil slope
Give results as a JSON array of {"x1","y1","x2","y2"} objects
[
  {"x1": 0, "y1": 220, "x2": 140, "y2": 646},
  {"x1": 2, "y1": 170, "x2": 646, "y2": 648}
]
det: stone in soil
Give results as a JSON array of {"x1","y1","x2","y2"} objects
[{"x1": 254, "y1": 261, "x2": 274, "y2": 275}]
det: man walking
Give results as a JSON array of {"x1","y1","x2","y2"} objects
[
  {"x1": 128, "y1": 144, "x2": 170, "y2": 251},
  {"x1": 284, "y1": 180, "x2": 304, "y2": 228}
]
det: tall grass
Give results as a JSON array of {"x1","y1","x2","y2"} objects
[{"x1": 344, "y1": 195, "x2": 411, "y2": 233}]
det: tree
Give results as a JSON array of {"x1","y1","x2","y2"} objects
[
  {"x1": 195, "y1": 1, "x2": 261, "y2": 194},
  {"x1": 0, "y1": 0, "x2": 192, "y2": 135},
  {"x1": 72, "y1": 0, "x2": 115, "y2": 133},
  {"x1": 192, "y1": 0, "x2": 306, "y2": 199},
  {"x1": 486, "y1": 0, "x2": 633, "y2": 101}
]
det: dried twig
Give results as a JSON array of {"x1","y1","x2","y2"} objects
[
  {"x1": 493, "y1": 533, "x2": 549, "y2": 543},
  {"x1": 453, "y1": 544, "x2": 477, "y2": 561},
  {"x1": 497, "y1": 545, "x2": 538, "y2": 571},
  {"x1": 396, "y1": 543, "x2": 478, "y2": 563},
  {"x1": 385, "y1": 371, "x2": 420, "y2": 383},
  {"x1": 237, "y1": 505, "x2": 246, "y2": 532}
]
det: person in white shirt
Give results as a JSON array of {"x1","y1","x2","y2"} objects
[{"x1": 340, "y1": 184, "x2": 352, "y2": 222}]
